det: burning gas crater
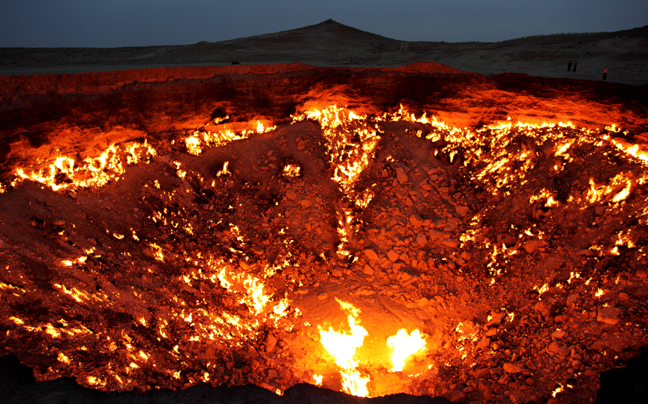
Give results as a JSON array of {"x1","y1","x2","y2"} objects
[{"x1": 1, "y1": 104, "x2": 648, "y2": 402}]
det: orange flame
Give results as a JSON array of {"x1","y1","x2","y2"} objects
[
  {"x1": 184, "y1": 120, "x2": 276, "y2": 156},
  {"x1": 318, "y1": 299, "x2": 370, "y2": 397},
  {"x1": 12, "y1": 141, "x2": 156, "y2": 191},
  {"x1": 387, "y1": 329, "x2": 426, "y2": 372}
]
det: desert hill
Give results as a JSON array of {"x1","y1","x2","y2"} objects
[{"x1": 0, "y1": 19, "x2": 647, "y2": 85}]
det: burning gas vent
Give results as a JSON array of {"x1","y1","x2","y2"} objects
[{"x1": 1, "y1": 64, "x2": 648, "y2": 403}]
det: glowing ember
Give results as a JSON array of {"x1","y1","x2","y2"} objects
[
  {"x1": 282, "y1": 164, "x2": 301, "y2": 178},
  {"x1": 387, "y1": 329, "x2": 426, "y2": 372},
  {"x1": 149, "y1": 243, "x2": 165, "y2": 262}
]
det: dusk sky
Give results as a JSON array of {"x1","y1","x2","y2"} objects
[{"x1": 1, "y1": 0, "x2": 646, "y2": 48}]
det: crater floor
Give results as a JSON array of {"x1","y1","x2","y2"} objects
[
  {"x1": 1, "y1": 102, "x2": 647, "y2": 403},
  {"x1": 2, "y1": 61, "x2": 648, "y2": 403}
]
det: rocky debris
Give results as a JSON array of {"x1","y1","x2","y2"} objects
[
  {"x1": 364, "y1": 249, "x2": 379, "y2": 261},
  {"x1": 533, "y1": 301, "x2": 550, "y2": 317},
  {"x1": 503, "y1": 362, "x2": 525, "y2": 373},
  {"x1": 597, "y1": 306, "x2": 622, "y2": 325},
  {"x1": 417, "y1": 297, "x2": 429, "y2": 307},
  {"x1": 454, "y1": 205, "x2": 469, "y2": 217},
  {"x1": 409, "y1": 215, "x2": 423, "y2": 227},
  {"x1": 477, "y1": 336, "x2": 491, "y2": 349},
  {"x1": 362, "y1": 265, "x2": 374, "y2": 276},
  {"x1": 566, "y1": 293, "x2": 580, "y2": 307},
  {"x1": 441, "y1": 238, "x2": 459, "y2": 248},
  {"x1": 265, "y1": 334, "x2": 277, "y2": 353},
  {"x1": 441, "y1": 389, "x2": 466, "y2": 403},
  {"x1": 395, "y1": 167, "x2": 408, "y2": 184},
  {"x1": 416, "y1": 233, "x2": 427, "y2": 247},
  {"x1": 524, "y1": 239, "x2": 547, "y2": 253},
  {"x1": 548, "y1": 341, "x2": 561, "y2": 355},
  {"x1": 551, "y1": 330, "x2": 567, "y2": 340},
  {"x1": 486, "y1": 311, "x2": 506, "y2": 327}
]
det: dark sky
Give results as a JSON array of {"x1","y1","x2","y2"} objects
[{"x1": 1, "y1": 0, "x2": 646, "y2": 48}]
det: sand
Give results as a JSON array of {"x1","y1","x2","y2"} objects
[{"x1": 1, "y1": 19, "x2": 647, "y2": 86}]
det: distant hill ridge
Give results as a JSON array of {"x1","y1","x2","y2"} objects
[
  {"x1": 200, "y1": 18, "x2": 403, "y2": 56},
  {"x1": 497, "y1": 24, "x2": 648, "y2": 46},
  {"x1": 216, "y1": 18, "x2": 401, "y2": 45},
  {"x1": 206, "y1": 19, "x2": 648, "y2": 46},
  {"x1": 0, "y1": 19, "x2": 646, "y2": 85}
]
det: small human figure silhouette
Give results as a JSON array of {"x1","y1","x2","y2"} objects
[
  {"x1": 568, "y1": 61, "x2": 572, "y2": 71},
  {"x1": 573, "y1": 60, "x2": 577, "y2": 72},
  {"x1": 603, "y1": 66, "x2": 608, "y2": 80}
]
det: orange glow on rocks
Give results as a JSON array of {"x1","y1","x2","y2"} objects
[{"x1": 1, "y1": 63, "x2": 648, "y2": 403}]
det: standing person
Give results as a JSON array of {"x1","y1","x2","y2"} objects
[
  {"x1": 568, "y1": 60, "x2": 573, "y2": 71},
  {"x1": 603, "y1": 66, "x2": 608, "y2": 80},
  {"x1": 573, "y1": 60, "x2": 577, "y2": 72}
]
